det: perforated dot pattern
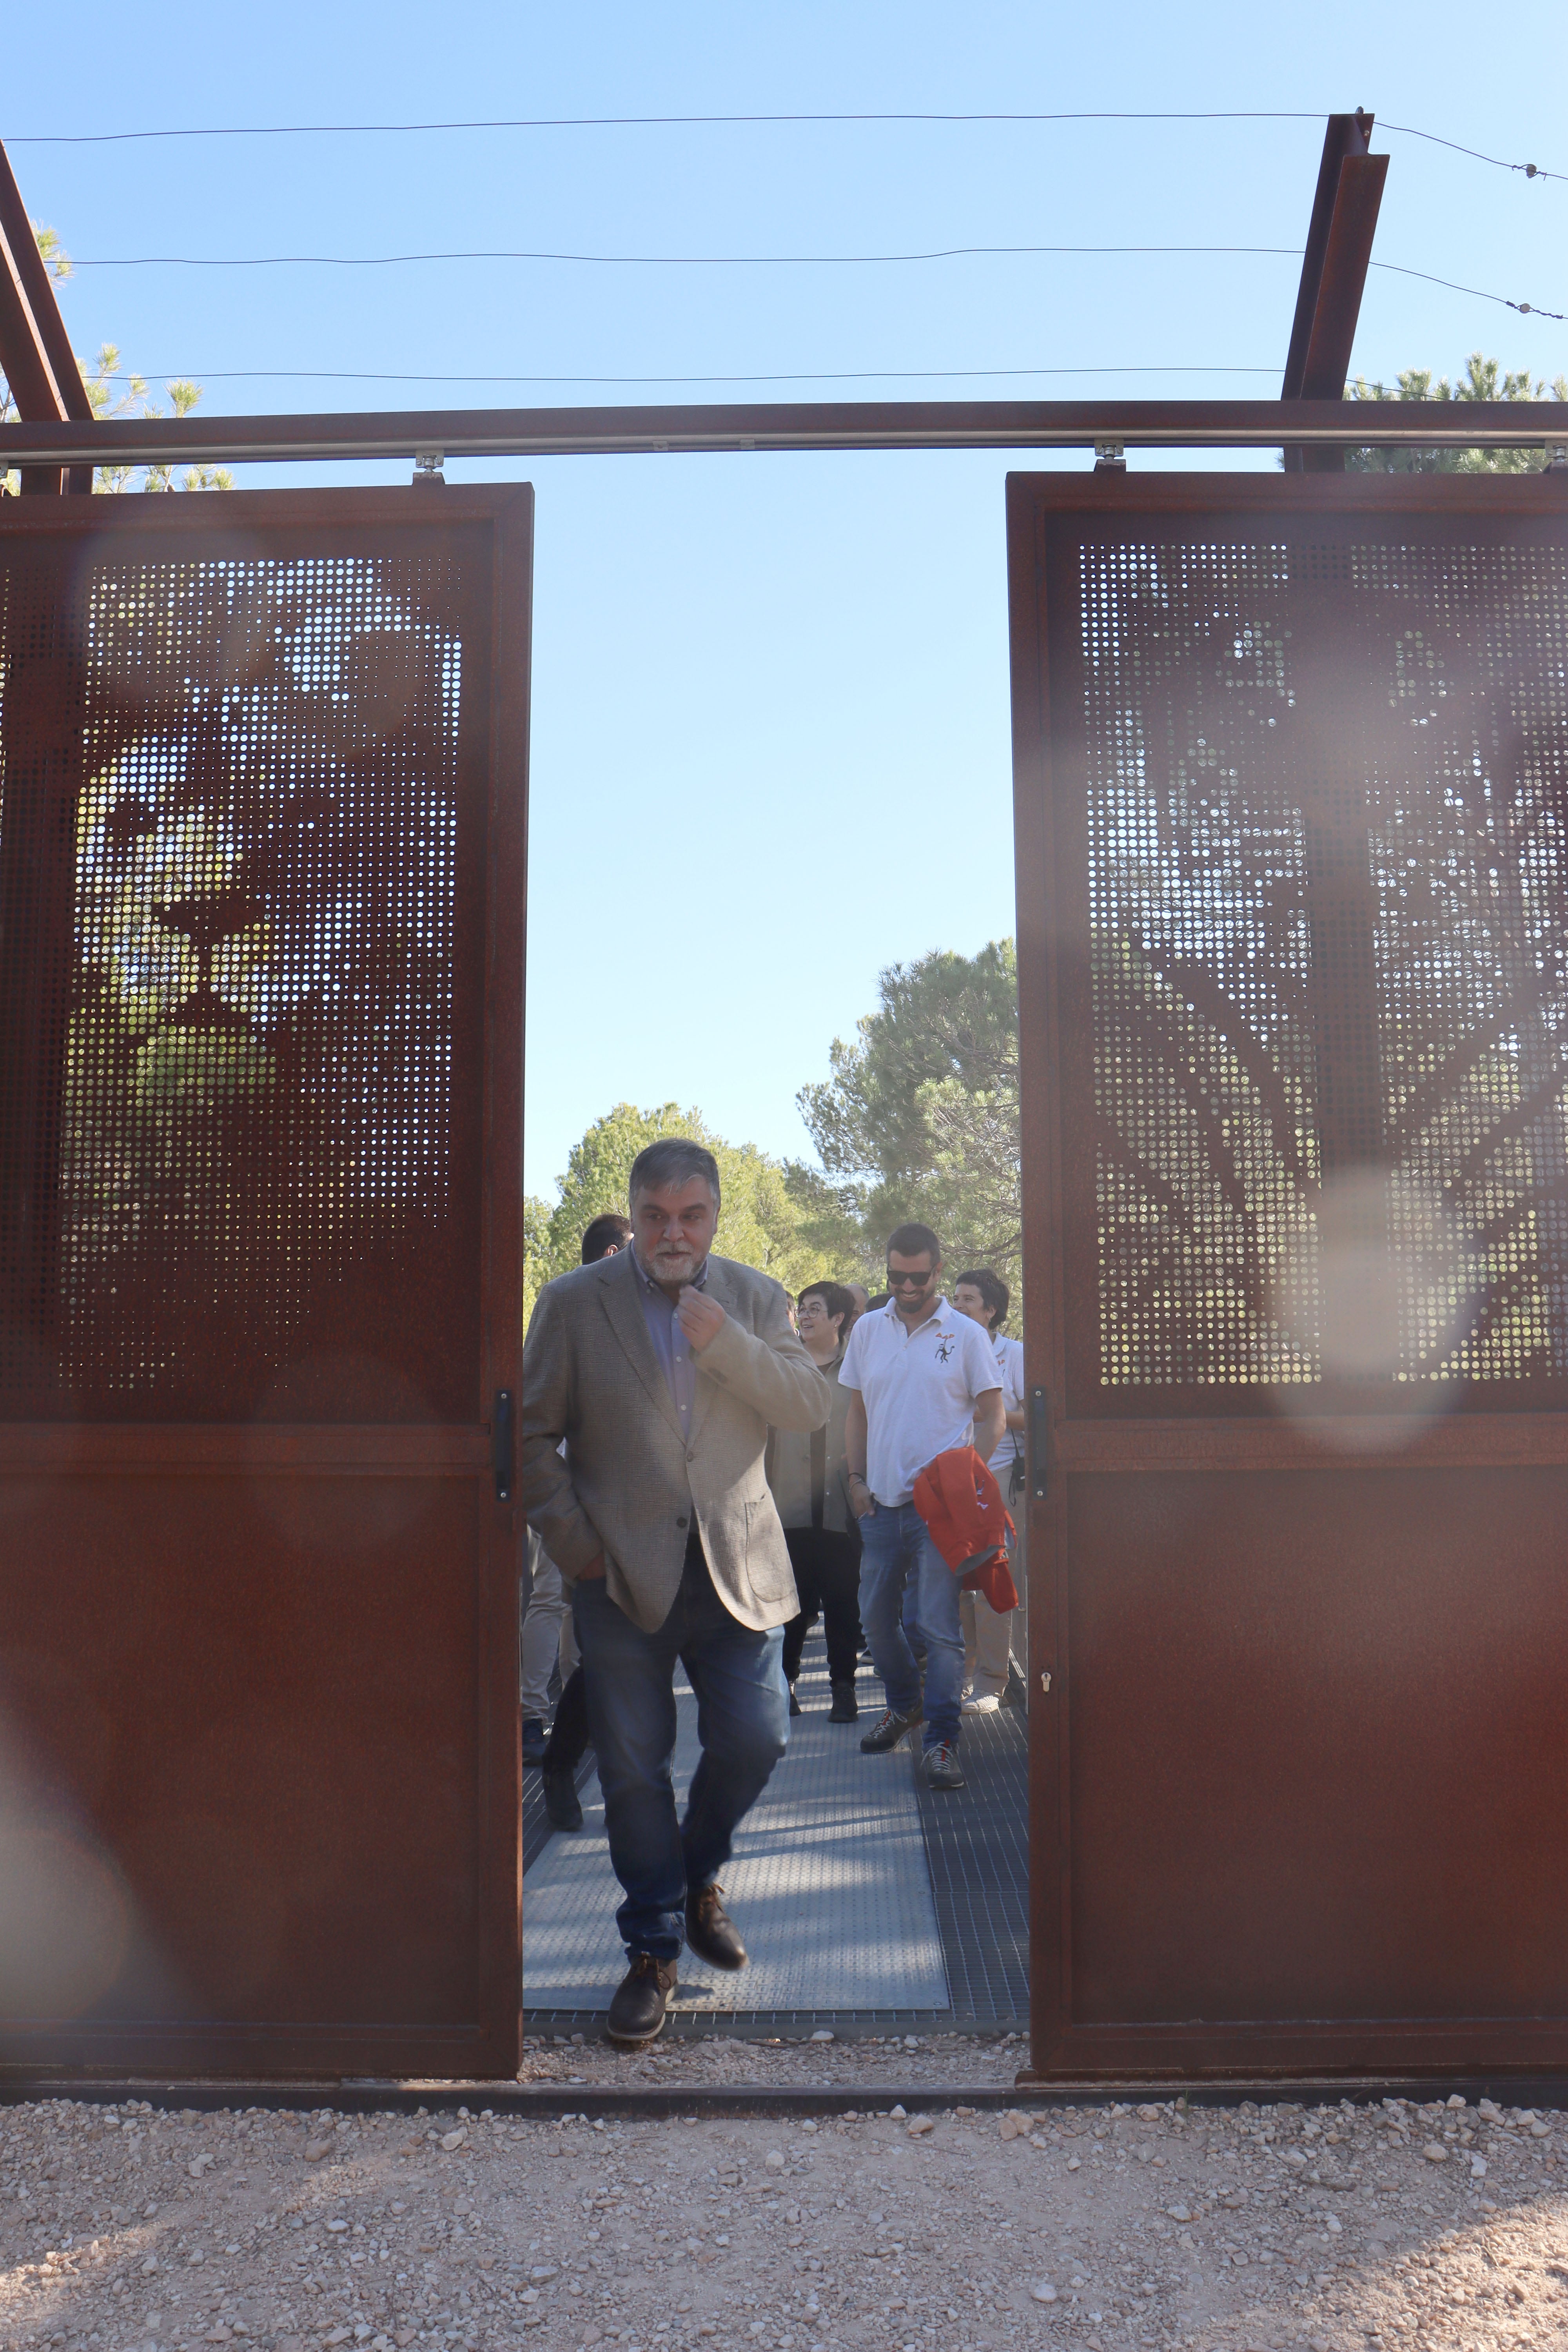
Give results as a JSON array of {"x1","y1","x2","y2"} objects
[
  {"x1": 0, "y1": 541, "x2": 482, "y2": 1421},
  {"x1": 1072, "y1": 523, "x2": 1568, "y2": 1396}
]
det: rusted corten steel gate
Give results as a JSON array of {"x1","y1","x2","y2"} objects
[
  {"x1": 5, "y1": 114, "x2": 1568, "y2": 2088},
  {"x1": 0, "y1": 487, "x2": 532, "y2": 2077},
  {"x1": 1008, "y1": 470, "x2": 1568, "y2": 2080}
]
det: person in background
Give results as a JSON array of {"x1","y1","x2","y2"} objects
[
  {"x1": 768, "y1": 1279, "x2": 866, "y2": 1723},
  {"x1": 519, "y1": 1213, "x2": 632, "y2": 1788},
  {"x1": 838, "y1": 1223, "x2": 1003, "y2": 1791},
  {"x1": 845, "y1": 1282, "x2": 871, "y2": 1319},
  {"x1": 951, "y1": 1268, "x2": 1027, "y2": 1714},
  {"x1": 520, "y1": 1138, "x2": 830, "y2": 2045}
]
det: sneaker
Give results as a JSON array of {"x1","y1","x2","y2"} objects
[
  {"x1": 922, "y1": 1740, "x2": 966, "y2": 1791},
  {"x1": 860, "y1": 1705, "x2": 923, "y2": 1753},
  {"x1": 606, "y1": 1953, "x2": 678, "y2": 2044},
  {"x1": 542, "y1": 1765, "x2": 583, "y2": 1831},
  {"x1": 788, "y1": 1682, "x2": 804, "y2": 1717},
  {"x1": 520, "y1": 1715, "x2": 550, "y2": 1767},
  {"x1": 962, "y1": 1693, "x2": 1002, "y2": 1714},
  {"x1": 828, "y1": 1680, "x2": 859, "y2": 1724}
]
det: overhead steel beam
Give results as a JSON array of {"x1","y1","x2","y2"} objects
[
  {"x1": 0, "y1": 138, "x2": 94, "y2": 494},
  {"x1": 1282, "y1": 111, "x2": 1389, "y2": 474},
  {"x1": 1, "y1": 399, "x2": 1566, "y2": 472}
]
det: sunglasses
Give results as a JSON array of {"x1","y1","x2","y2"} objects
[{"x1": 887, "y1": 1269, "x2": 934, "y2": 1289}]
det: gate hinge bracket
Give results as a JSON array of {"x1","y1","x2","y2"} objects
[
  {"x1": 413, "y1": 448, "x2": 446, "y2": 483},
  {"x1": 1094, "y1": 440, "x2": 1127, "y2": 472}
]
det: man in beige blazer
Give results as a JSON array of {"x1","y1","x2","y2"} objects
[{"x1": 520, "y1": 1136, "x2": 830, "y2": 2043}]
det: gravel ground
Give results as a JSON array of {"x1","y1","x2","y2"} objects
[
  {"x1": 517, "y1": 2035, "x2": 1026, "y2": 2093},
  {"x1": 2, "y1": 2082, "x2": 1564, "y2": 2352}
]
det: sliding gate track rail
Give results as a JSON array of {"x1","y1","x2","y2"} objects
[{"x1": 0, "y1": 2080, "x2": 1564, "y2": 2118}]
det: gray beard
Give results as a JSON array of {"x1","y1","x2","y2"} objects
[{"x1": 650, "y1": 1250, "x2": 699, "y2": 1285}]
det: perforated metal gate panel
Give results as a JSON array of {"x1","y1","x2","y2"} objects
[
  {"x1": 0, "y1": 488, "x2": 529, "y2": 2078},
  {"x1": 1009, "y1": 476, "x2": 1568, "y2": 2078},
  {"x1": 1071, "y1": 518, "x2": 1568, "y2": 1405},
  {"x1": 2, "y1": 537, "x2": 481, "y2": 1420}
]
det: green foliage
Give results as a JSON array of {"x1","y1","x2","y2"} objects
[
  {"x1": 2, "y1": 224, "x2": 233, "y2": 495},
  {"x1": 791, "y1": 941, "x2": 1022, "y2": 1278},
  {"x1": 523, "y1": 1193, "x2": 555, "y2": 1323},
  {"x1": 1347, "y1": 352, "x2": 1568, "y2": 474},
  {"x1": 525, "y1": 1101, "x2": 826, "y2": 1327}
]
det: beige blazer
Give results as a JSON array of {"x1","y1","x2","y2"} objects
[
  {"x1": 519, "y1": 1249, "x2": 832, "y2": 1635},
  {"x1": 766, "y1": 1345, "x2": 857, "y2": 1535}
]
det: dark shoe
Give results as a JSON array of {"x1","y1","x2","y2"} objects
[
  {"x1": 860, "y1": 1704, "x2": 922, "y2": 1753},
  {"x1": 686, "y1": 1881, "x2": 748, "y2": 1971},
  {"x1": 542, "y1": 1766, "x2": 583, "y2": 1831},
  {"x1": 788, "y1": 1682, "x2": 804, "y2": 1717},
  {"x1": 606, "y1": 1953, "x2": 678, "y2": 2044},
  {"x1": 829, "y1": 1681, "x2": 859, "y2": 1723},
  {"x1": 922, "y1": 1740, "x2": 965, "y2": 1791},
  {"x1": 520, "y1": 1715, "x2": 549, "y2": 1767}
]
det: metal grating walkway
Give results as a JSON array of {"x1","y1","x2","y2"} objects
[
  {"x1": 909, "y1": 1684, "x2": 1031, "y2": 2024},
  {"x1": 521, "y1": 1633, "x2": 1029, "y2": 2034}
]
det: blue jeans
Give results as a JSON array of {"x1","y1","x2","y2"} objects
[
  {"x1": 571, "y1": 1537, "x2": 789, "y2": 1961},
  {"x1": 856, "y1": 1501, "x2": 965, "y2": 1748}
]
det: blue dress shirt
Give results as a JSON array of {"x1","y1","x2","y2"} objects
[{"x1": 632, "y1": 1249, "x2": 710, "y2": 1442}]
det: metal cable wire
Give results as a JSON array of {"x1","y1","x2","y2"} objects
[
  {"x1": 3, "y1": 112, "x2": 1562, "y2": 180},
  {"x1": 83, "y1": 362, "x2": 1285, "y2": 388},
  {"x1": 69, "y1": 242, "x2": 1305, "y2": 267},
  {"x1": 1373, "y1": 260, "x2": 1567, "y2": 324},
  {"x1": 60, "y1": 243, "x2": 1567, "y2": 323}
]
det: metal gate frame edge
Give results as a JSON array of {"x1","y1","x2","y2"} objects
[
  {"x1": 1009, "y1": 468, "x2": 1568, "y2": 2087},
  {"x1": 0, "y1": 483, "x2": 534, "y2": 2083}
]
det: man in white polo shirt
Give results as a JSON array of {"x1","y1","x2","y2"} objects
[{"x1": 838, "y1": 1222, "x2": 1004, "y2": 1791}]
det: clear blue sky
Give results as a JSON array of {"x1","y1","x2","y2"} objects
[{"x1": 9, "y1": 2, "x2": 1566, "y2": 1198}]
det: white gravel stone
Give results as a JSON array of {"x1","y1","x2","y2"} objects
[{"x1": 0, "y1": 2082, "x2": 1562, "y2": 2352}]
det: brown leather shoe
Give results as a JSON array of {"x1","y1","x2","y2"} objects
[
  {"x1": 685, "y1": 1881, "x2": 748, "y2": 1971},
  {"x1": 606, "y1": 1953, "x2": 678, "y2": 2044}
]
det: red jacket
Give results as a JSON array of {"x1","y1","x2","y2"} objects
[{"x1": 911, "y1": 1446, "x2": 1019, "y2": 1613}]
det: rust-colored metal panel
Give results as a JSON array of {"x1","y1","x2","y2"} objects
[
  {"x1": 0, "y1": 486, "x2": 530, "y2": 2078},
  {"x1": 1008, "y1": 472, "x2": 1568, "y2": 2079}
]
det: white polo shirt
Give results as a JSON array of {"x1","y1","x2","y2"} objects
[
  {"x1": 986, "y1": 1330, "x2": 1026, "y2": 1481},
  {"x1": 838, "y1": 1296, "x2": 1003, "y2": 1507}
]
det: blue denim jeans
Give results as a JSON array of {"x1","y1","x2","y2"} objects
[
  {"x1": 856, "y1": 1501, "x2": 965, "y2": 1748},
  {"x1": 571, "y1": 1537, "x2": 789, "y2": 1961}
]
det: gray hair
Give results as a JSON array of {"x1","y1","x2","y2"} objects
[{"x1": 628, "y1": 1137, "x2": 722, "y2": 1209}]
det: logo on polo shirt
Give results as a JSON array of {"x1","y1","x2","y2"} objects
[{"x1": 935, "y1": 1336, "x2": 955, "y2": 1363}]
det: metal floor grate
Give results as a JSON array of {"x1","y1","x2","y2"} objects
[
  {"x1": 521, "y1": 1651, "x2": 947, "y2": 2014},
  {"x1": 908, "y1": 1686, "x2": 1031, "y2": 2026},
  {"x1": 521, "y1": 1631, "x2": 1030, "y2": 2034}
]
